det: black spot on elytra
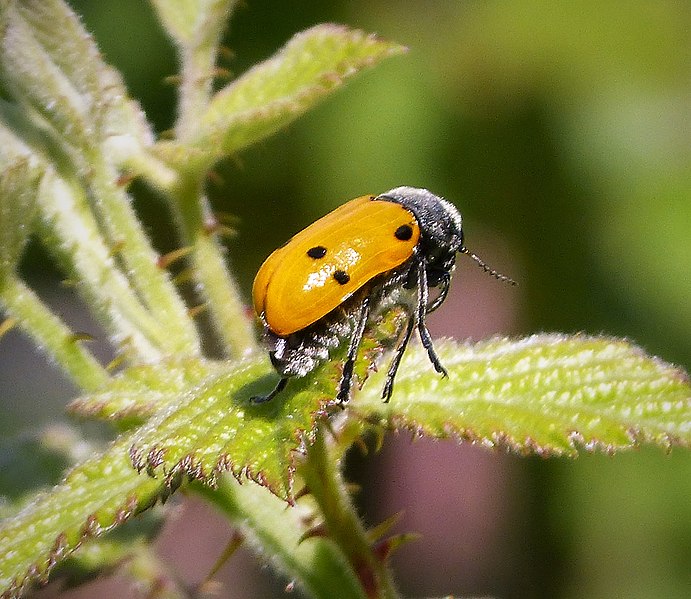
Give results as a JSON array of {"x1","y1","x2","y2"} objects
[
  {"x1": 394, "y1": 224, "x2": 413, "y2": 241},
  {"x1": 333, "y1": 270, "x2": 350, "y2": 285},
  {"x1": 307, "y1": 245, "x2": 327, "y2": 259}
]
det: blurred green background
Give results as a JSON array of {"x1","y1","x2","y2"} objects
[{"x1": 3, "y1": 1, "x2": 689, "y2": 598}]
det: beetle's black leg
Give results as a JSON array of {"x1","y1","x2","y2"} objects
[
  {"x1": 337, "y1": 294, "x2": 371, "y2": 404},
  {"x1": 381, "y1": 313, "x2": 415, "y2": 402},
  {"x1": 426, "y1": 272, "x2": 450, "y2": 314},
  {"x1": 250, "y1": 376, "x2": 288, "y2": 404},
  {"x1": 416, "y1": 260, "x2": 448, "y2": 377}
]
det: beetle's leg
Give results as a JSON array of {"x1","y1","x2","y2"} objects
[
  {"x1": 337, "y1": 294, "x2": 371, "y2": 404},
  {"x1": 416, "y1": 260, "x2": 448, "y2": 377},
  {"x1": 426, "y1": 271, "x2": 450, "y2": 314},
  {"x1": 250, "y1": 376, "x2": 288, "y2": 404},
  {"x1": 381, "y1": 313, "x2": 415, "y2": 403}
]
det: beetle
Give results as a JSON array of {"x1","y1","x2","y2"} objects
[{"x1": 251, "y1": 186, "x2": 514, "y2": 404}]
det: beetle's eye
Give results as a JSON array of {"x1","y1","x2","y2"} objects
[{"x1": 394, "y1": 224, "x2": 413, "y2": 241}]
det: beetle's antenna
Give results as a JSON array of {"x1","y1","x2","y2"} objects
[{"x1": 460, "y1": 247, "x2": 517, "y2": 286}]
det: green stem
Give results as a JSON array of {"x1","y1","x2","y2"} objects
[
  {"x1": 159, "y1": 0, "x2": 255, "y2": 358},
  {"x1": 124, "y1": 147, "x2": 180, "y2": 193},
  {"x1": 193, "y1": 228, "x2": 256, "y2": 357},
  {"x1": 105, "y1": 145, "x2": 256, "y2": 358},
  {"x1": 0, "y1": 275, "x2": 109, "y2": 391},
  {"x1": 300, "y1": 426, "x2": 400, "y2": 599},
  {"x1": 193, "y1": 475, "x2": 366, "y2": 599},
  {"x1": 173, "y1": 173, "x2": 256, "y2": 358},
  {"x1": 37, "y1": 173, "x2": 167, "y2": 360},
  {"x1": 174, "y1": 0, "x2": 240, "y2": 142},
  {"x1": 175, "y1": 47, "x2": 216, "y2": 143},
  {"x1": 85, "y1": 153, "x2": 201, "y2": 357}
]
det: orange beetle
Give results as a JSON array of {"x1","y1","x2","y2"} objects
[{"x1": 252, "y1": 186, "x2": 513, "y2": 404}]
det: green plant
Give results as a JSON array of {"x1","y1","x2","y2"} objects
[{"x1": 0, "y1": 1, "x2": 689, "y2": 597}]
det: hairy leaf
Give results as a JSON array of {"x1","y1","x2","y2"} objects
[
  {"x1": 1, "y1": 334, "x2": 688, "y2": 597},
  {"x1": 128, "y1": 357, "x2": 336, "y2": 501},
  {"x1": 0, "y1": 0, "x2": 152, "y2": 160},
  {"x1": 0, "y1": 438, "x2": 161, "y2": 598},
  {"x1": 0, "y1": 356, "x2": 332, "y2": 596},
  {"x1": 189, "y1": 24, "x2": 406, "y2": 161},
  {"x1": 0, "y1": 428, "x2": 165, "y2": 594},
  {"x1": 68, "y1": 358, "x2": 224, "y2": 422},
  {"x1": 355, "y1": 334, "x2": 691, "y2": 454}
]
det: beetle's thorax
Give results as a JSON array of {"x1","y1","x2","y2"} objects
[
  {"x1": 376, "y1": 186, "x2": 463, "y2": 251},
  {"x1": 376, "y1": 186, "x2": 463, "y2": 275}
]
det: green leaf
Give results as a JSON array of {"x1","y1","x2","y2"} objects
[
  {"x1": 355, "y1": 334, "x2": 691, "y2": 454},
  {"x1": 0, "y1": 0, "x2": 152, "y2": 158},
  {"x1": 0, "y1": 435, "x2": 162, "y2": 597},
  {"x1": 0, "y1": 354, "x2": 334, "y2": 596},
  {"x1": 2, "y1": 334, "x2": 688, "y2": 596},
  {"x1": 0, "y1": 427, "x2": 165, "y2": 592},
  {"x1": 68, "y1": 358, "x2": 224, "y2": 423},
  {"x1": 128, "y1": 357, "x2": 336, "y2": 501},
  {"x1": 189, "y1": 24, "x2": 406, "y2": 162}
]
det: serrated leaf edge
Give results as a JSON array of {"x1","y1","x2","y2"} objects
[{"x1": 128, "y1": 399, "x2": 334, "y2": 504}]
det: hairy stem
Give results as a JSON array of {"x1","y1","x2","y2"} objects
[
  {"x1": 300, "y1": 426, "x2": 400, "y2": 599},
  {"x1": 37, "y1": 173, "x2": 168, "y2": 359},
  {"x1": 172, "y1": 173, "x2": 256, "y2": 358},
  {"x1": 0, "y1": 275, "x2": 109, "y2": 391},
  {"x1": 194, "y1": 475, "x2": 366, "y2": 599},
  {"x1": 85, "y1": 151, "x2": 202, "y2": 357},
  {"x1": 174, "y1": 1, "x2": 240, "y2": 142}
]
